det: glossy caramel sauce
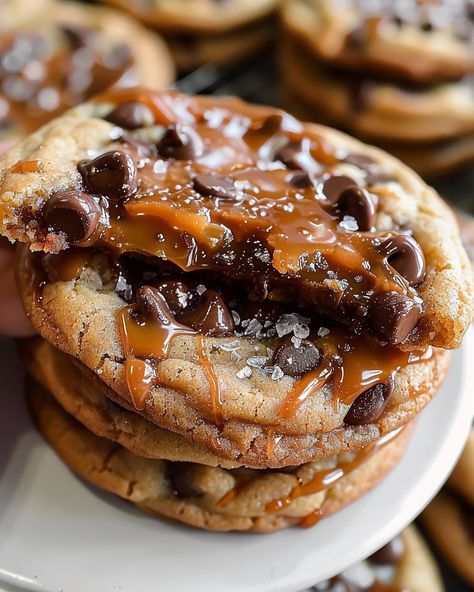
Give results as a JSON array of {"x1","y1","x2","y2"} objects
[
  {"x1": 266, "y1": 426, "x2": 404, "y2": 521},
  {"x1": 10, "y1": 160, "x2": 43, "y2": 173}
]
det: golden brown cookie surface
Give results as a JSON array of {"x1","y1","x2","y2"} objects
[{"x1": 26, "y1": 378, "x2": 412, "y2": 532}]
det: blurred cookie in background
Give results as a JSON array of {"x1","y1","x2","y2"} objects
[
  {"x1": 281, "y1": 0, "x2": 474, "y2": 178},
  {"x1": 0, "y1": 0, "x2": 174, "y2": 141},
  {"x1": 99, "y1": 0, "x2": 280, "y2": 70},
  {"x1": 304, "y1": 526, "x2": 444, "y2": 592}
]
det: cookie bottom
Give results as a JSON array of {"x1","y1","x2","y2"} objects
[{"x1": 26, "y1": 378, "x2": 412, "y2": 533}]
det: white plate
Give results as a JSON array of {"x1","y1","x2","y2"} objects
[{"x1": 0, "y1": 332, "x2": 473, "y2": 592}]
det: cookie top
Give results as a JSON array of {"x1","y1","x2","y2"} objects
[
  {"x1": 101, "y1": 0, "x2": 279, "y2": 33},
  {"x1": 282, "y1": 0, "x2": 474, "y2": 83},
  {"x1": 0, "y1": 2, "x2": 174, "y2": 140},
  {"x1": 2, "y1": 88, "x2": 472, "y2": 349}
]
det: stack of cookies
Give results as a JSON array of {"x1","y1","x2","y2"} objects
[
  {"x1": 281, "y1": 0, "x2": 474, "y2": 177},
  {"x1": 0, "y1": 0, "x2": 173, "y2": 144},
  {"x1": 0, "y1": 88, "x2": 472, "y2": 531},
  {"x1": 99, "y1": 0, "x2": 280, "y2": 71}
]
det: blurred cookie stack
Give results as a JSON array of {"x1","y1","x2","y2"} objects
[
  {"x1": 281, "y1": 0, "x2": 474, "y2": 177},
  {"x1": 100, "y1": 0, "x2": 280, "y2": 70},
  {"x1": 0, "y1": 0, "x2": 173, "y2": 145}
]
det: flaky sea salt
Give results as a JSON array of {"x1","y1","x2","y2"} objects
[
  {"x1": 338, "y1": 215, "x2": 358, "y2": 231},
  {"x1": 247, "y1": 356, "x2": 267, "y2": 368},
  {"x1": 231, "y1": 310, "x2": 241, "y2": 325},
  {"x1": 271, "y1": 366, "x2": 284, "y2": 381},
  {"x1": 196, "y1": 284, "x2": 206, "y2": 295},
  {"x1": 236, "y1": 366, "x2": 252, "y2": 379},
  {"x1": 293, "y1": 323, "x2": 310, "y2": 339},
  {"x1": 244, "y1": 319, "x2": 263, "y2": 337},
  {"x1": 317, "y1": 327, "x2": 330, "y2": 337},
  {"x1": 217, "y1": 340, "x2": 240, "y2": 352},
  {"x1": 291, "y1": 336, "x2": 302, "y2": 348}
]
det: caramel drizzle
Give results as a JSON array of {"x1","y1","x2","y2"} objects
[
  {"x1": 266, "y1": 426, "x2": 404, "y2": 520},
  {"x1": 124, "y1": 357, "x2": 155, "y2": 410},
  {"x1": 196, "y1": 335, "x2": 223, "y2": 425},
  {"x1": 280, "y1": 333, "x2": 433, "y2": 419},
  {"x1": 91, "y1": 88, "x2": 418, "y2": 308},
  {"x1": 10, "y1": 160, "x2": 43, "y2": 174}
]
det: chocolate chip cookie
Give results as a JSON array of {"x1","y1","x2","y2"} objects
[
  {"x1": 100, "y1": 0, "x2": 280, "y2": 70},
  {"x1": 0, "y1": 1, "x2": 174, "y2": 141},
  {"x1": 0, "y1": 89, "x2": 468, "y2": 468},
  {"x1": 27, "y1": 377, "x2": 412, "y2": 532}
]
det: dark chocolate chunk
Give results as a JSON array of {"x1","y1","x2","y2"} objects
[
  {"x1": 336, "y1": 186, "x2": 376, "y2": 231},
  {"x1": 105, "y1": 101, "x2": 154, "y2": 129},
  {"x1": 344, "y1": 378, "x2": 394, "y2": 426},
  {"x1": 272, "y1": 336, "x2": 322, "y2": 378},
  {"x1": 274, "y1": 141, "x2": 302, "y2": 169},
  {"x1": 377, "y1": 235, "x2": 426, "y2": 286},
  {"x1": 43, "y1": 189, "x2": 100, "y2": 242},
  {"x1": 180, "y1": 290, "x2": 234, "y2": 337},
  {"x1": 192, "y1": 173, "x2": 235, "y2": 199},
  {"x1": 288, "y1": 171, "x2": 314, "y2": 189},
  {"x1": 157, "y1": 122, "x2": 204, "y2": 160},
  {"x1": 78, "y1": 150, "x2": 137, "y2": 201},
  {"x1": 344, "y1": 153, "x2": 375, "y2": 170},
  {"x1": 370, "y1": 292, "x2": 421, "y2": 344},
  {"x1": 118, "y1": 132, "x2": 156, "y2": 158},
  {"x1": 154, "y1": 280, "x2": 193, "y2": 315},
  {"x1": 137, "y1": 285, "x2": 190, "y2": 331},
  {"x1": 61, "y1": 25, "x2": 96, "y2": 50},
  {"x1": 370, "y1": 535, "x2": 405, "y2": 565},
  {"x1": 322, "y1": 175, "x2": 357, "y2": 203},
  {"x1": 166, "y1": 463, "x2": 203, "y2": 499}
]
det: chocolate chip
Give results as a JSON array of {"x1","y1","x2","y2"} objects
[
  {"x1": 370, "y1": 535, "x2": 405, "y2": 565},
  {"x1": 78, "y1": 151, "x2": 137, "y2": 201},
  {"x1": 105, "y1": 101, "x2": 154, "y2": 130},
  {"x1": 344, "y1": 154, "x2": 375, "y2": 170},
  {"x1": 336, "y1": 186, "x2": 376, "y2": 231},
  {"x1": 193, "y1": 174, "x2": 235, "y2": 199},
  {"x1": 370, "y1": 292, "x2": 421, "y2": 344},
  {"x1": 272, "y1": 336, "x2": 322, "y2": 379},
  {"x1": 344, "y1": 378, "x2": 394, "y2": 426},
  {"x1": 166, "y1": 463, "x2": 203, "y2": 499},
  {"x1": 157, "y1": 122, "x2": 204, "y2": 161},
  {"x1": 322, "y1": 175, "x2": 357, "y2": 203},
  {"x1": 179, "y1": 290, "x2": 234, "y2": 337},
  {"x1": 274, "y1": 141, "x2": 302, "y2": 169},
  {"x1": 365, "y1": 171, "x2": 393, "y2": 186},
  {"x1": 154, "y1": 280, "x2": 193, "y2": 315},
  {"x1": 118, "y1": 132, "x2": 156, "y2": 158},
  {"x1": 61, "y1": 25, "x2": 96, "y2": 50},
  {"x1": 137, "y1": 285, "x2": 191, "y2": 331},
  {"x1": 254, "y1": 114, "x2": 284, "y2": 136},
  {"x1": 43, "y1": 189, "x2": 100, "y2": 242},
  {"x1": 287, "y1": 171, "x2": 313, "y2": 188},
  {"x1": 376, "y1": 235, "x2": 426, "y2": 286}
]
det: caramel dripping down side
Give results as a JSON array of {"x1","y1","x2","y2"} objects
[
  {"x1": 116, "y1": 305, "x2": 224, "y2": 424},
  {"x1": 266, "y1": 426, "x2": 406, "y2": 525}
]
